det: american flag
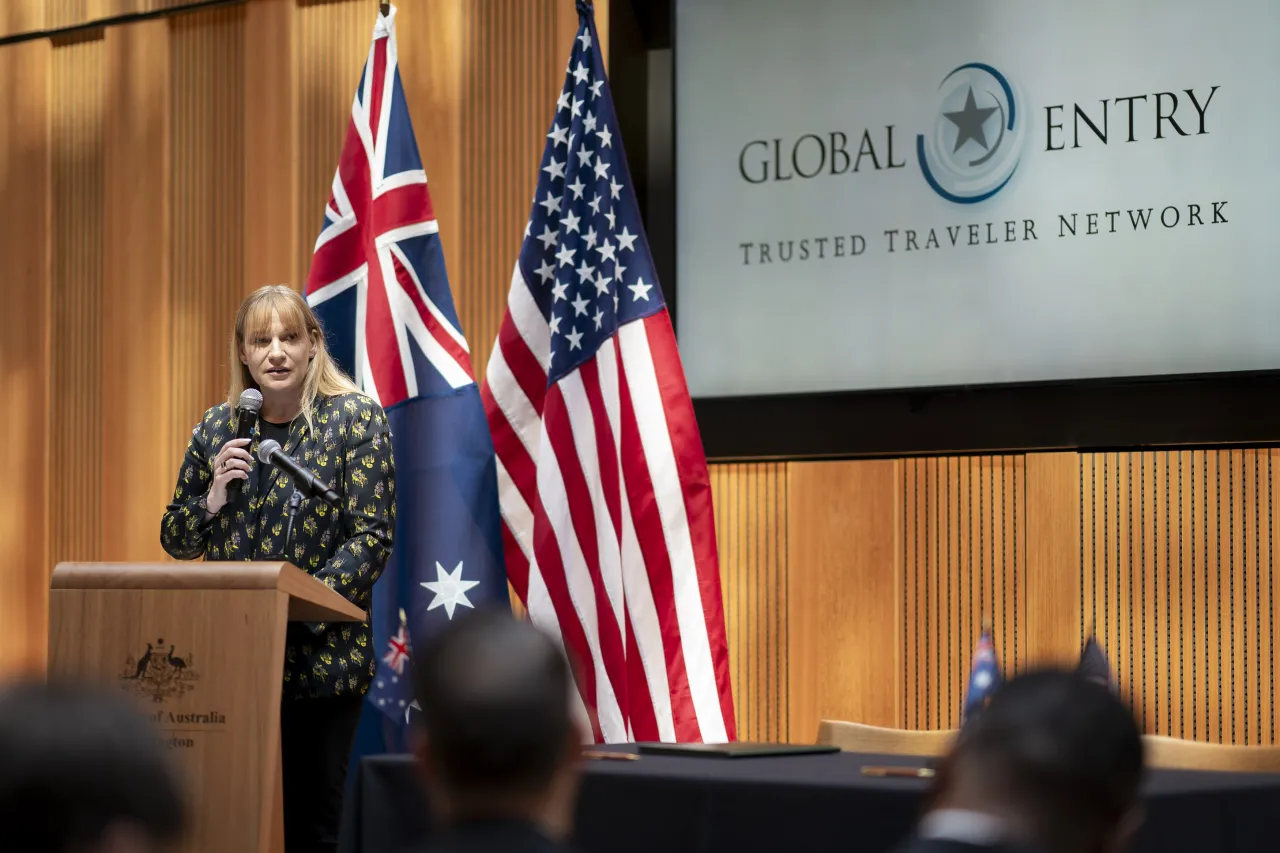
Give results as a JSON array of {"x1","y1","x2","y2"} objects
[
  {"x1": 304, "y1": 4, "x2": 509, "y2": 742},
  {"x1": 480, "y1": 0, "x2": 735, "y2": 743}
]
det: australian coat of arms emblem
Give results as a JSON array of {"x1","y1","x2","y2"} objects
[{"x1": 119, "y1": 638, "x2": 198, "y2": 703}]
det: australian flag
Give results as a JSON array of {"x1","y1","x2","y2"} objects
[
  {"x1": 963, "y1": 626, "x2": 1002, "y2": 721},
  {"x1": 303, "y1": 4, "x2": 508, "y2": 752}
]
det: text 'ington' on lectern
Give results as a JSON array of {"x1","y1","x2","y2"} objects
[{"x1": 47, "y1": 561, "x2": 366, "y2": 853}]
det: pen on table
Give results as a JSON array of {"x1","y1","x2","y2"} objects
[
  {"x1": 582, "y1": 750, "x2": 640, "y2": 761},
  {"x1": 860, "y1": 765, "x2": 935, "y2": 778}
]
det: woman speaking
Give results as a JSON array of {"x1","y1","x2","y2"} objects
[{"x1": 160, "y1": 285, "x2": 395, "y2": 853}]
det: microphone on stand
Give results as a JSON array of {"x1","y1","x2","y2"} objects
[
  {"x1": 256, "y1": 439, "x2": 342, "y2": 508},
  {"x1": 225, "y1": 388, "x2": 263, "y2": 500}
]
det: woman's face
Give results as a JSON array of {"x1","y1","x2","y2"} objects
[{"x1": 240, "y1": 308, "x2": 316, "y2": 400}]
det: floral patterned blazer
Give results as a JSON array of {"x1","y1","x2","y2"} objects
[{"x1": 160, "y1": 392, "x2": 396, "y2": 700}]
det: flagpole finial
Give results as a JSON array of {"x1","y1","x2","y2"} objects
[
  {"x1": 981, "y1": 616, "x2": 992, "y2": 632},
  {"x1": 379, "y1": 2, "x2": 390, "y2": 16}
]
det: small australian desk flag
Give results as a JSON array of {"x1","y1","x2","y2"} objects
[{"x1": 963, "y1": 626, "x2": 1002, "y2": 721}]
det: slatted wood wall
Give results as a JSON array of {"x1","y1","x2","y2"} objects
[
  {"x1": 1078, "y1": 450, "x2": 1277, "y2": 745},
  {"x1": 710, "y1": 463, "x2": 788, "y2": 743},
  {"x1": 50, "y1": 31, "x2": 105, "y2": 567},
  {"x1": 901, "y1": 456, "x2": 1027, "y2": 731},
  {"x1": 710, "y1": 453, "x2": 1279, "y2": 746}
]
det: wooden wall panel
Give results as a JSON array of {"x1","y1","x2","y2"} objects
[
  {"x1": 1023, "y1": 452, "x2": 1081, "y2": 667},
  {"x1": 0, "y1": 0, "x2": 44, "y2": 37},
  {"x1": 47, "y1": 0, "x2": 88, "y2": 31},
  {"x1": 242, "y1": 0, "x2": 296, "y2": 294},
  {"x1": 391, "y1": 0, "x2": 463, "y2": 311},
  {"x1": 787, "y1": 460, "x2": 899, "y2": 743},
  {"x1": 294, "y1": 0, "x2": 370, "y2": 291},
  {"x1": 101, "y1": 18, "x2": 172, "y2": 562},
  {"x1": 0, "y1": 36, "x2": 50, "y2": 673},
  {"x1": 170, "y1": 6, "x2": 247, "y2": 460},
  {"x1": 710, "y1": 463, "x2": 787, "y2": 743},
  {"x1": 1079, "y1": 450, "x2": 1277, "y2": 745},
  {"x1": 459, "y1": 0, "x2": 582, "y2": 372},
  {"x1": 49, "y1": 32, "x2": 106, "y2": 569},
  {"x1": 900, "y1": 455, "x2": 1026, "y2": 730}
]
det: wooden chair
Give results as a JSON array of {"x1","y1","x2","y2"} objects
[
  {"x1": 1141, "y1": 735, "x2": 1280, "y2": 773},
  {"x1": 816, "y1": 720, "x2": 957, "y2": 757},
  {"x1": 817, "y1": 719, "x2": 1280, "y2": 773}
]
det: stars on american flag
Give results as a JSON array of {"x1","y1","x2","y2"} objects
[{"x1": 519, "y1": 25, "x2": 659, "y2": 382}]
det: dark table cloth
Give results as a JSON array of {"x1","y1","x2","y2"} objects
[{"x1": 339, "y1": 746, "x2": 1280, "y2": 853}]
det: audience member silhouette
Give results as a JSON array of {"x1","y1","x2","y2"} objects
[
  {"x1": 408, "y1": 609, "x2": 584, "y2": 853},
  {"x1": 897, "y1": 669, "x2": 1144, "y2": 853},
  {"x1": 0, "y1": 680, "x2": 187, "y2": 853}
]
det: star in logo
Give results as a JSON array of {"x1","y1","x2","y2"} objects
[
  {"x1": 421, "y1": 561, "x2": 480, "y2": 620},
  {"x1": 944, "y1": 86, "x2": 998, "y2": 153}
]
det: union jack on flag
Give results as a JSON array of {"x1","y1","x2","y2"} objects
[
  {"x1": 480, "y1": 0, "x2": 736, "y2": 743},
  {"x1": 381, "y1": 616, "x2": 410, "y2": 676},
  {"x1": 304, "y1": 4, "x2": 509, "y2": 744}
]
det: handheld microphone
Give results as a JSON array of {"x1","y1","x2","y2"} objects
[
  {"x1": 257, "y1": 438, "x2": 342, "y2": 508},
  {"x1": 226, "y1": 388, "x2": 263, "y2": 499}
]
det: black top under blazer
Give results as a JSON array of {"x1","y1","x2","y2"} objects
[{"x1": 160, "y1": 392, "x2": 396, "y2": 700}]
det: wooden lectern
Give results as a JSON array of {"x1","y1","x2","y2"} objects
[{"x1": 47, "y1": 561, "x2": 367, "y2": 853}]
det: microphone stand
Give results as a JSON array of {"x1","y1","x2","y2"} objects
[{"x1": 284, "y1": 488, "x2": 303, "y2": 559}]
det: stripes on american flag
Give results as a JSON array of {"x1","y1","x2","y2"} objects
[{"x1": 479, "y1": 0, "x2": 736, "y2": 743}]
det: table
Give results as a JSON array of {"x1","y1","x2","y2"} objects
[{"x1": 339, "y1": 746, "x2": 1280, "y2": 853}]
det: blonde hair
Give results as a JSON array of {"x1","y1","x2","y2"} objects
[{"x1": 227, "y1": 285, "x2": 362, "y2": 432}]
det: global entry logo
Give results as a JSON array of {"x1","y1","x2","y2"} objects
[
  {"x1": 918, "y1": 63, "x2": 1023, "y2": 204},
  {"x1": 733, "y1": 61, "x2": 1227, "y2": 266}
]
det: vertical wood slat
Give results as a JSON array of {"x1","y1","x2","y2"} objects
[
  {"x1": 1023, "y1": 452, "x2": 1082, "y2": 668},
  {"x1": 460, "y1": 0, "x2": 578, "y2": 374},
  {"x1": 294, "y1": 0, "x2": 370, "y2": 293},
  {"x1": 243, "y1": 0, "x2": 297, "y2": 293},
  {"x1": 710, "y1": 463, "x2": 787, "y2": 743},
  {"x1": 0, "y1": 0, "x2": 45, "y2": 38},
  {"x1": 788, "y1": 461, "x2": 899, "y2": 742},
  {"x1": 0, "y1": 34, "x2": 51, "y2": 673},
  {"x1": 170, "y1": 5, "x2": 246, "y2": 464},
  {"x1": 49, "y1": 33, "x2": 105, "y2": 569},
  {"x1": 101, "y1": 17, "x2": 172, "y2": 562}
]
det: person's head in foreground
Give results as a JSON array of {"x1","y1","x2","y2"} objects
[
  {"x1": 0, "y1": 680, "x2": 186, "y2": 853},
  {"x1": 412, "y1": 609, "x2": 584, "y2": 841},
  {"x1": 920, "y1": 669, "x2": 1144, "y2": 853}
]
